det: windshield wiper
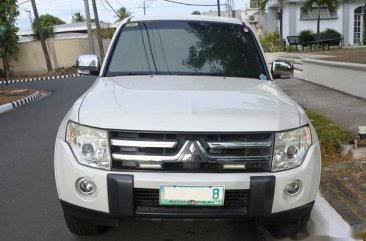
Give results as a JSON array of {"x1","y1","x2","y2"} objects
[{"x1": 107, "y1": 72, "x2": 153, "y2": 77}]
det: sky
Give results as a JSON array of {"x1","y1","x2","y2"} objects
[{"x1": 17, "y1": 0, "x2": 248, "y2": 31}]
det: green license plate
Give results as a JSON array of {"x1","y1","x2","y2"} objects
[{"x1": 159, "y1": 186, "x2": 225, "y2": 206}]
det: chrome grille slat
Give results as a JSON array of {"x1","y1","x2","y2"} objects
[
  {"x1": 112, "y1": 142, "x2": 189, "y2": 162},
  {"x1": 109, "y1": 131, "x2": 274, "y2": 172},
  {"x1": 111, "y1": 139, "x2": 178, "y2": 148},
  {"x1": 207, "y1": 141, "x2": 272, "y2": 149}
]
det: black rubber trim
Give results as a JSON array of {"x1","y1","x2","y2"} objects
[
  {"x1": 107, "y1": 174, "x2": 134, "y2": 217},
  {"x1": 262, "y1": 201, "x2": 314, "y2": 225},
  {"x1": 61, "y1": 201, "x2": 119, "y2": 227},
  {"x1": 248, "y1": 176, "x2": 276, "y2": 217},
  {"x1": 60, "y1": 200, "x2": 314, "y2": 225},
  {"x1": 135, "y1": 209, "x2": 247, "y2": 219}
]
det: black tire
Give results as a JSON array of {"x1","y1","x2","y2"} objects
[
  {"x1": 64, "y1": 214, "x2": 110, "y2": 235},
  {"x1": 267, "y1": 214, "x2": 309, "y2": 239}
]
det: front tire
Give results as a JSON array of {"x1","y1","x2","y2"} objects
[{"x1": 64, "y1": 214, "x2": 110, "y2": 235}]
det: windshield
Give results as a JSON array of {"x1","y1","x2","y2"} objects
[{"x1": 106, "y1": 20, "x2": 267, "y2": 79}]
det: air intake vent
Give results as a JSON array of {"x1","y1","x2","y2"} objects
[{"x1": 134, "y1": 188, "x2": 249, "y2": 215}]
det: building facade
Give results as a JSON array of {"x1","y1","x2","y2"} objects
[{"x1": 258, "y1": 0, "x2": 365, "y2": 46}]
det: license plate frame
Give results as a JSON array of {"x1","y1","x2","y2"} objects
[{"x1": 159, "y1": 185, "x2": 225, "y2": 206}]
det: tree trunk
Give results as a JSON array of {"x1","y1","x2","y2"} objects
[
  {"x1": 91, "y1": 0, "x2": 105, "y2": 61},
  {"x1": 317, "y1": 6, "x2": 321, "y2": 37},
  {"x1": 31, "y1": 0, "x2": 53, "y2": 73},
  {"x1": 2, "y1": 50, "x2": 9, "y2": 85},
  {"x1": 280, "y1": 8, "x2": 283, "y2": 46},
  {"x1": 363, "y1": 2, "x2": 366, "y2": 45},
  {"x1": 217, "y1": 0, "x2": 221, "y2": 16}
]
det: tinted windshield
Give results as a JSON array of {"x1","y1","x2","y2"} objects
[{"x1": 106, "y1": 20, "x2": 267, "y2": 79}]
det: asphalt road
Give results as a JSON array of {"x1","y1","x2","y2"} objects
[{"x1": 0, "y1": 76, "x2": 260, "y2": 241}]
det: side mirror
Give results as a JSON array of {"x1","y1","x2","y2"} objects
[
  {"x1": 271, "y1": 59, "x2": 294, "y2": 79},
  {"x1": 76, "y1": 55, "x2": 100, "y2": 75}
]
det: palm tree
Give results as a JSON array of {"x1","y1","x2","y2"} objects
[
  {"x1": 72, "y1": 12, "x2": 85, "y2": 23},
  {"x1": 257, "y1": 0, "x2": 285, "y2": 45},
  {"x1": 302, "y1": 0, "x2": 340, "y2": 36},
  {"x1": 114, "y1": 7, "x2": 131, "y2": 23}
]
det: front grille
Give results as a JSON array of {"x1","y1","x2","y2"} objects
[
  {"x1": 109, "y1": 131, "x2": 274, "y2": 172},
  {"x1": 134, "y1": 189, "x2": 249, "y2": 214}
]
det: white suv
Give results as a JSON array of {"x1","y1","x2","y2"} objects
[{"x1": 54, "y1": 15, "x2": 321, "y2": 237}]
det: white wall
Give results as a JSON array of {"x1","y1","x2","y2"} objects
[
  {"x1": 1, "y1": 38, "x2": 111, "y2": 75},
  {"x1": 282, "y1": 5, "x2": 290, "y2": 39},
  {"x1": 280, "y1": 2, "x2": 365, "y2": 45},
  {"x1": 295, "y1": 7, "x2": 344, "y2": 35},
  {"x1": 302, "y1": 59, "x2": 366, "y2": 99}
]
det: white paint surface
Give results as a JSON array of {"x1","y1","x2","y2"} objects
[
  {"x1": 302, "y1": 59, "x2": 366, "y2": 99},
  {"x1": 0, "y1": 103, "x2": 13, "y2": 114},
  {"x1": 307, "y1": 193, "x2": 355, "y2": 240}
]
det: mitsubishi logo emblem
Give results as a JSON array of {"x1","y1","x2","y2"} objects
[
  {"x1": 179, "y1": 141, "x2": 204, "y2": 162},
  {"x1": 189, "y1": 143, "x2": 196, "y2": 154}
]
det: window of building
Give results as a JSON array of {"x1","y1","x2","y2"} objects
[
  {"x1": 249, "y1": 0, "x2": 258, "y2": 9},
  {"x1": 354, "y1": 6, "x2": 365, "y2": 44},
  {"x1": 300, "y1": 7, "x2": 338, "y2": 20}
]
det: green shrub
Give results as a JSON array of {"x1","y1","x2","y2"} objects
[
  {"x1": 259, "y1": 32, "x2": 281, "y2": 52},
  {"x1": 93, "y1": 27, "x2": 115, "y2": 39},
  {"x1": 299, "y1": 29, "x2": 315, "y2": 43},
  {"x1": 320, "y1": 28, "x2": 341, "y2": 38}
]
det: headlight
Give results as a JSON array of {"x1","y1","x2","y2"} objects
[
  {"x1": 272, "y1": 126, "x2": 312, "y2": 172},
  {"x1": 66, "y1": 121, "x2": 111, "y2": 170}
]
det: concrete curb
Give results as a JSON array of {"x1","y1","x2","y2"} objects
[
  {"x1": 0, "y1": 73, "x2": 82, "y2": 85},
  {"x1": 308, "y1": 193, "x2": 355, "y2": 239},
  {"x1": 0, "y1": 90, "x2": 41, "y2": 114}
]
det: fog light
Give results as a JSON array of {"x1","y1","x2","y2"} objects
[
  {"x1": 284, "y1": 179, "x2": 302, "y2": 196},
  {"x1": 76, "y1": 177, "x2": 96, "y2": 196}
]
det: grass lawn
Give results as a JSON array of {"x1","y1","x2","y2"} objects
[
  {"x1": 307, "y1": 110, "x2": 366, "y2": 238},
  {"x1": 306, "y1": 110, "x2": 356, "y2": 166}
]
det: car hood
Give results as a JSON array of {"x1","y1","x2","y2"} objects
[{"x1": 78, "y1": 76, "x2": 302, "y2": 132}]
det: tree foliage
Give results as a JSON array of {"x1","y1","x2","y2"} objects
[
  {"x1": 259, "y1": 32, "x2": 281, "y2": 52},
  {"x1": 182, "y1": 22, "x2": 262, "y2": 78},
  {"x1": 93, "y1": 27, "x2": 115, "y2": 39},
  {"x1": 72, "y1": 12, "x2": 85, "y2": 23},
  {"x1": 37, "y1": 14, "x2": 65, "y2": 26},
  {"x1": 302, "y1": 0, "x2": 340, "y2": 36},
  {"x1": 32, "y1": 14, "x2": 65, "y2": 39},
  {"x1": 191, "y1": 11, "x2": 201, "y2": 15},
  {"x1": 0, "y1": 0, "x2": 19, "y2": 78},
  {"x1": 93, "y1": 22, "x2": 116, "y2": 39},
  {"x1": 257, "y1": 0, "x2": 285, "y2": 13},
  {"x1": 114, "y1": 7, "x2": 131, "y2": 23}
]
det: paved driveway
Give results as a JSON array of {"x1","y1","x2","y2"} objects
[{"x1": 275, "y1": 78, "x2": 366, "y2": 133}]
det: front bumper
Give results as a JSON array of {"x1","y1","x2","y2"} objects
[
  {"x1": 61, "y1": 199, "x2": 314, "y2": 227},
  {"x1": 55, "y1": 138, "x2": 321, "y2": 219},
  {"x1": 106, "y1": 174, "x2": 275, "y2": 219}
]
